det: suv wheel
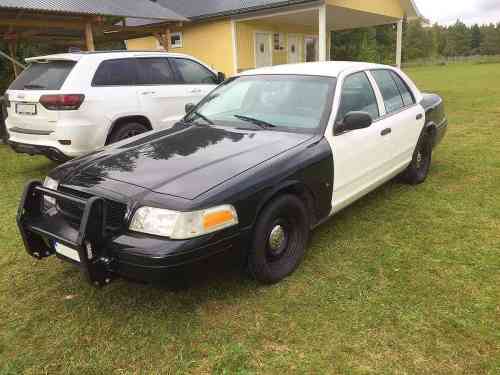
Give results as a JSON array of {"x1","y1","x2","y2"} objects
[
  {"x1": 107, "y1": 122, "x2": 149, "y2": 144},
  {"x1": 248, "y1": 195, "x2": 310, "y2": 284}
]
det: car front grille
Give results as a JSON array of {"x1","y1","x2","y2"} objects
[{"x1": 56, "y1": 187, "x2": 127, "y2": 232}]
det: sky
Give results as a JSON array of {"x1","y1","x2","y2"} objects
[{"x1": 415, "y1": 0, "x2": 500, "y2": 26}]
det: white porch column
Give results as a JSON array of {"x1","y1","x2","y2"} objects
[
  {"x1": 319, "y1": 4, "x2": 327, "y2": 61},
  {"x1": 396, "y1": 19, "x2": 403, "y2": 68}
]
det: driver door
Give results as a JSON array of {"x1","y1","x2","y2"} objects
[{"x1": 327, "y1": 71, "x2": 393, "y2": 213}]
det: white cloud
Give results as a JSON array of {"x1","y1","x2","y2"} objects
[{"x1": 414, "y1": 0, "x2": 500, "y2": 25}]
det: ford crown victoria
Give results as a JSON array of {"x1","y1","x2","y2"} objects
[{"x1": 17, "y1": 62, "x2": 447, "y2": 286}]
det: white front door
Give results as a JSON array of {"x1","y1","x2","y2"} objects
[
  {"x1": 288, "y1": 35, "x2": 301, "y2": 64},
  {"x1": 325, "y1": 71, "x2": 394, "y2": 213},
  {"x1": 255, "y1": 32, "x2": 272, "y2": 68}
]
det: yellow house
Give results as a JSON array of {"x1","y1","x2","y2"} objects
[{"x1": 126, "y1": 0, "x2": 422, "y2": 76}]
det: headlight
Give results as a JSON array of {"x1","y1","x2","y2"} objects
[
  {"x1": 43, "y1": 176, "x2": 59, "y2": 206},
  {"x1": 129, "y1": 204, "x2": 238, "y2": 239}
]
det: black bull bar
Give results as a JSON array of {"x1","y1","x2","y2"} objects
[{"x1": 17, "y1": 180, "x2": 116, "y2": 286}]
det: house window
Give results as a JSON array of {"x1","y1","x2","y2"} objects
[
  {"x1": 273, "y1": 32, "x2": 284, "y2": 51},
  {"x1": 170, "y1": 32, "x2": 183, "y2": 48}
]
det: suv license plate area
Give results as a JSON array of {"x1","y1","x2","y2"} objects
[{"x1": 16, "y1": 103, "x2": 37, "y2": 115}]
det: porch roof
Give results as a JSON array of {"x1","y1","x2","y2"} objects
[{"x1": 126, "y1": 0, "x2": 421, "y2": 26}]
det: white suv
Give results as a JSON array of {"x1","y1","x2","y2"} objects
[{"x1": 5, "y1": 51, "x2": 224, "y2": 161}]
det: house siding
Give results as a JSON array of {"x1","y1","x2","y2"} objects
[
  {"x1": 127, "y1": 19, "x2": 235, "y2": 76},
  {"x1": 327, "y1": 0, "x2": 404, "y2": 18}
]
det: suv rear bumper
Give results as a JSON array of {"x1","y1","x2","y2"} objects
[
  {"x1": 17, "y1": 181, "x2": 250, "y2": 286},
  {"x1": 9, "y1": 141, "x2": 70, "y2": 162}
]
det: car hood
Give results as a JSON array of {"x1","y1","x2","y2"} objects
[{"x1": 64, "y1": 125, "x2": 314, "y2": 200}]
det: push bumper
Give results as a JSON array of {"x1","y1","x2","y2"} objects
[{"x1": 17, "y1": 181, "x2": 250, "y2": 286}]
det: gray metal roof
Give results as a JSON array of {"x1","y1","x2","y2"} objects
[
  {"x1": 125, "y1": 0, "x2": 315, "y2": 26},
  {"x1": 154, "y1": 0, "x2": 315, "y2": 20},
  {"x1": 0, "y1": 0, "x2": 188, "y2": 21}
]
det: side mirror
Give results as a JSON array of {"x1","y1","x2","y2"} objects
[
  {"x1": 216, "y1": 72, "x2": 226, "y2": 84},
  {"x1": 185, "y1": 103, "x2": 196, "y2": 114},
  {"x1": 337, "y1": 111, "x2": 372, "y2": 133}
]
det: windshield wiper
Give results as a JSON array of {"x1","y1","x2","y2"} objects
[
  {"x1": 187, "y1": 110, "x2": 214, "y2": 125},
  {"x1": 24, "y1": 84, "x2": 46, "y2": 89},
  {"x1": 234, "y1": 115, "x2": 276, "y2": 129}
]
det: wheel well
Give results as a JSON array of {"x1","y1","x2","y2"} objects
[
  {"x1": 105, "y1": 116, "x2": 153, "y2": 145},
  {"x1": 256, "y1": 184, "x2": 317, "y2": 230},
  {"x1": 425, "y1": 123, "x2": 437, "y2": 145}
]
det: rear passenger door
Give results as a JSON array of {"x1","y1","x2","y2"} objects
[
  {"x1": 136, "y1": 57, "x2": 186, "y2": 129},
  {"x1": 169, "y1": 57, "x2": 218, "y2": 105},
  {"x1": 369, "y1": 69, "x2": 425, "y2": 169}
]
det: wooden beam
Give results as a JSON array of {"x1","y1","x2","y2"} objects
[
  {"x1": 0, "y1": 17, "x2": 86, "y2": 30},
  {"x1": 163, "y1": 28, "x2": 171, "y2": 51},
  {"x1": 84, "y1": 21, "x2": 95, "y2": 51},
  {"x1": 8, "y1": 41, "x2": 20, "y2": 77}
]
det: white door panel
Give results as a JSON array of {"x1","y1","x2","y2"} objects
[
  {"x1": 255, "y1": 32, "x2": 272, "y2": 68},
  {"x1": 288, "y1": 35, "x2": 301, "y2": 64},
  {"x1": 389, "y1": 105, "x2": 426, "y2": 166},
  {"x1": 329, "y1": 121, "x2": 392, "y2": 213},
  {"x1": 138, "y1": 85, "x2": 188, "y2": 129}
]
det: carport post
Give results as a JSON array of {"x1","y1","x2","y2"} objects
[
  {"x1": 84, "y1": 21, "x2": 95, "y2": 51},
  {"x1": 319, "y1": 4, "x2": 327, "y2": 61},
  {"x1": 396, "y1": 19, "x2": 403, "y2": 68}
]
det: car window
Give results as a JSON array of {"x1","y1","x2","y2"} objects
[
  {"x1": 171, "y1": 58, "x2": 217, "y2": 85},
  {"x1": 390, "y1": 71, "x2": 415, "y2": 107},
  {"x1": 92, "y1": 59, "x2": 138, "y2": 86},
  {"x1": 336, "y1": 72, "x2": 379, "y2": 123},
  {"x1": 371, "y1": 70, "x2": 404, "y2": 114},
  {"x1": 9, "y1": 60, "x2": 76, "y2": 90},
  {"x1": 186, "y1": 75, "x2": 335, "y2": 133},
  {"x1": 136, "y1": 58, "x2": 176, "y2": 85}
]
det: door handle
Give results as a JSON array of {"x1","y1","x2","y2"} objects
[
  {"x1": 189, "y1": 88, "x2": 202, "y2": 94},
  {"x1": 381, "y1": 128, "x2": 392, "y2": 136},
  {"x1": 416, "y1": 113, "x2": 423, "y2": 120},
  {"x1": 141, "y1": 91, "x2": 156, "y2": 96}
]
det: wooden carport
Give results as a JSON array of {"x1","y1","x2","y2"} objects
[{"x1": 0, "y1": 0, "x2": 188, "y2": 76}]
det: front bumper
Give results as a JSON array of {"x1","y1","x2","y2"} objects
[{"x1": 17, "y1": 181, "x2": 250, "y2": 286}]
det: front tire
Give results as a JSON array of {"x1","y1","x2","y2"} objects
[
  {"x1": 401, "y1": 133, "x2": 433, "y2": 185},
  {"x1": 248, "y1": 195, "x2": 310, "y2": 284},
  {"x1": 107, "y1": 122, "x2": 149, "y2": 145}
]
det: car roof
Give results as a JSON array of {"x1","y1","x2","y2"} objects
[
  {"x1": 25, "y1": 51, "x2": 193, "y2": 63},
  {"x1": 238, "y1": 61, "x2": 390, "y2": 78}
]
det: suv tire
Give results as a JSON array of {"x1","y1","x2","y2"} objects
[{"x1": 107, "y1": 122, "x2": 149, "y2": 144}]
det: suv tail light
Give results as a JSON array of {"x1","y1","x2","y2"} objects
[
  {"x1": 4, "y1": 93, "x2": 10, "y2": 108},
  {"x1": 39, "y1": 94, "x2": 85, "y2": 111}
]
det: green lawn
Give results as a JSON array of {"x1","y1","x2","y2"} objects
[{"x1": 1, "y1": 62, "x2": 499, "y2": 375}]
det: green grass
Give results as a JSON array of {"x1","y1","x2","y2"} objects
[{"x1": 1, "y1": 62, "x2": 499, "y2": 374}]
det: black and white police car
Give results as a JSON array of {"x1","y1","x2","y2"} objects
[{"x1": 18, "y1": 62, "x2": 447, "y2": 286}]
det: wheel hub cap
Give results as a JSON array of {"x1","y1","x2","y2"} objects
[{"x1": 268, "y1": 225, "x2": 286, "y2": 254}]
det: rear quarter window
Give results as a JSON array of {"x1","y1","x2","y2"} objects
[
  {"x1": 92, "y1": 59, "x2": 138, "y2": 86},
  {"x1": 9, "y1": 60, "x2": 76, "y2": 90}
]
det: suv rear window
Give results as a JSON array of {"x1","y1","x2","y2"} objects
[{"x1": 9, "y1": 60, "x2": 76, "y2": 90}]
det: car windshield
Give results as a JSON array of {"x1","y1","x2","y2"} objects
[{"x1": 185, "y1": 75, "x2": 336, "y2": 133}]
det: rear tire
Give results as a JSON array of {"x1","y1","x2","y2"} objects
[
  {"x1": 107, "y1": 122, "x2": 149, "y2": 145},
  {"x1": 248, "y1": 195, "x2": 310, "y2": 284},
  {"x1": 401, "y1": 134, "x2": 433, "y2": 185}
]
